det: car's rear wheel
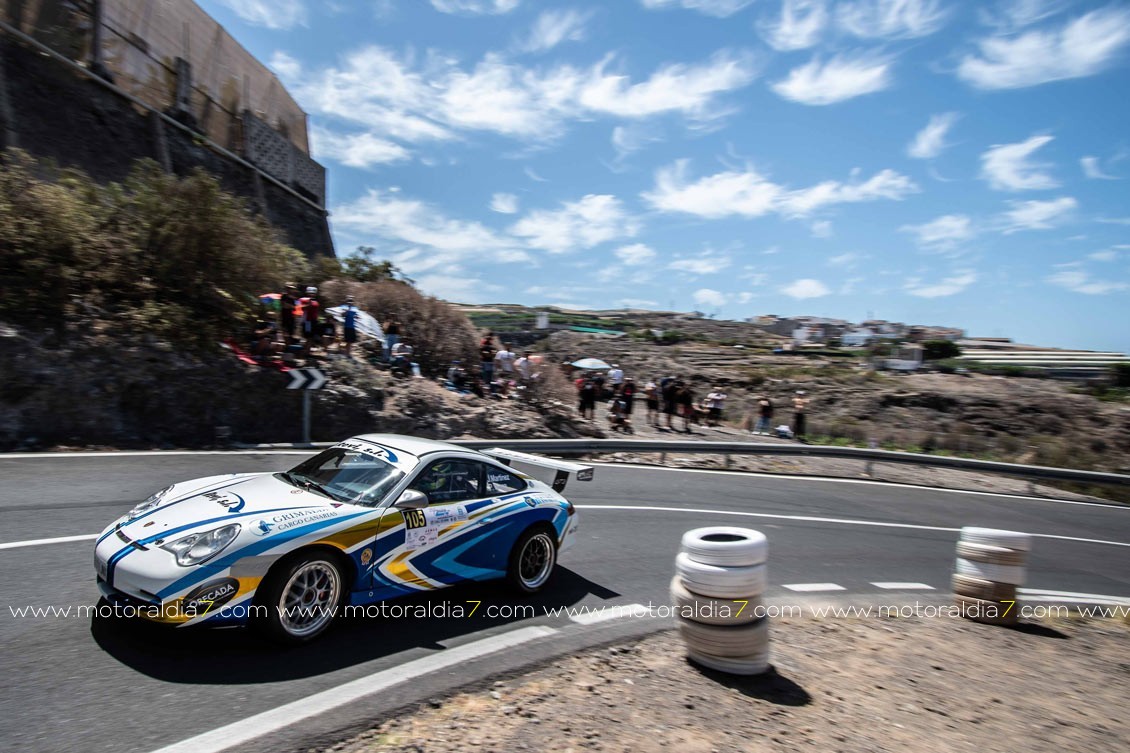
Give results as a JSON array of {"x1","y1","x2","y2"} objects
[
  {"x1": 508, "y1": 526, "x2": 557, "y2": 594},
  {"x1": 255, "y1": 552, "x2": 345, "y2": 643}
]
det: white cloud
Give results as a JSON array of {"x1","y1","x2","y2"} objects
[
  {"x1": 1081, "y1": 156, "x2": 1119, "y2": 180},
  {"x1": 524, "y1": 167, "x2": 549, "y2": 182},
  {"x1": 578, "y1": 50, "x2": 760, "y2": 122},
  {"x1": 1047, "y1": 268, "x2": 1128, "y2": 294},
  {"x1": 640, "y1": 0, "x2": 755, "y2": 17},
  {"x1": 811, "y1": 220, "x2": 833, "y2": 237},
  {"x1": 490, "y1": 193, "x2": 520, "y2": 214},
  {"x1": 414, "y1": 274, "x2": 504, "y2": 302},
  {"x1": 642, "y1": 160, "x2": 917, "y2": 219},
  {"x1": 957, "y1": 7, "x2": 1130, "y2": 89},
  {"x1": 611, "y1": 124, "x2": 664, "y2": 162},
  {"x1": 828, "y1": 252, "x2": 861, "y2": 267},
  {"x1": 782, "y1": 278, "x2": 831, "y2": 299},
  {"x1": 980, "y1": 135, "x2": 1058, "y2": 191},
  {"x1": 1088, "y1": 249, "x2": 1118, "y2": 262},
  {"x1": 759, "y1": 0, "x2": 828, "y2": 51},
  {"x1": 218, "y1": 0, "x2": 306, "y2": 29},
  {"x1": 310, "y1": 127, "x2": 411, "y2": 168},
  {"x1": 518, "y1": 9, "x2": 591, "y2": 54},
  {"x1": 980, "y1": 1, "x2": 1070, "y2": 31},
  {"x1": 510, "y1": 194, "x2": 639, "y2": 253},
  {"x1": 615, "y1": 243, "x2": 657, "y2": 265},
  {"x1": 270, "y1": 51, "x2": 303, "y2": 79},
  {"x1": 907, "y1": 112, "x2": 959, "y2": 159},
  {"x1": 285, "y1": 46, "x2": 758, "y2": 148},
  {"x1": 738, "y1": 292, "x2": 755, "y2": 303},
  {"x1": 905, "y1": 270, "x2": 977, "y2": 298},
  {"x1": 999, "y1": 196, "x2": 1077, "y2": 233},
  {"x1": 900, "y1": 214, "x2": 976, "y2": 249},
  {"x1": 333, "y1": 189, "x2": 519, "y2": 257},
  {"x1": 619, "y1": 298, "x2": 660, "y2": 308},
  {"x1": 693, "y1": 288, "x2": 729, "y2": 307},
  {"x1": 771, "y1": 53, "x2": 892, "y2": 105},
  {"x1": 668, "y1": 251, "x2": 733, "y2": 275},
  {"x1": 431, "y1": 0, "x2": 520, "y2": 15},
  {"x1": 837, "y1": 0, "x2": 948, "y2": 39}
]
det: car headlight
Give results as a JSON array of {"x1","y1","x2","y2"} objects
[
  {"x1": 161, "y1": 524, "x2": 241, "y2": 567},
  {"x1": 128, "y1": 486, "x2": 173, "y2": 519}
]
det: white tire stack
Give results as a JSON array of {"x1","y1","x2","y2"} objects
[
  {"x1": 952, "y1": 527, "x2": 1032, "y2": 626},
  {"x1": 672, "y1": 527, "x2": 769, "y2": 675}
]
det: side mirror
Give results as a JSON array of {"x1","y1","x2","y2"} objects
[{"x1": 393, "y1": 489, "x2": 428, "y2": 510}]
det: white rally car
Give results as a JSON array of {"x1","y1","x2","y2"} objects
[{"x1": 94, "y1": 435, "x2": 589, "y2": 642}]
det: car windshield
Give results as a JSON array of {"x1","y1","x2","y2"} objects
[{"x1": 281, "y1": 448, "x2": 405, "y2": 507}]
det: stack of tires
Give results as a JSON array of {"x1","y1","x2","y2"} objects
[
  {"x1": 953, "y1": 527, "x2": 1032, "y2": 626},
  {"x1": 671, "y1": 527, "x2": 769, "y2": 675}
]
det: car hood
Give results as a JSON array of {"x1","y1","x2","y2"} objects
[{"x1": 108, "y1": 472, "x2": 342, "y2": 542}]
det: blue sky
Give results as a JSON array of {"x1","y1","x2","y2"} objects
[{"x1": 199, "y1": 0, "x2": 1130, "y2": 351}]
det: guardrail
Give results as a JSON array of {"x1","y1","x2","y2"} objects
[{"x1": 447, "y1": 439, "x2": 1130, "y2": 489}]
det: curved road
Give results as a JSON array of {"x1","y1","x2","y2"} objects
[{"x1": 0, "y1": 451, "x2": 1127, "y2": 753}]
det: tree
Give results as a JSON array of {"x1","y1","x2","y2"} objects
[
  {"x1": 923, "y1": 340, "x2": 961, "y2": 360},
  {"x1": 339, "y1": 246, "x2": 412, "y2": 284}
]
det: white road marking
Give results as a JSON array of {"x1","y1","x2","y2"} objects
[
  {"x1": 568, "y1": 603, "x2": 652, "y2": 625},
  {"x1": 0, "y1": 534, "x2": 98, "y2": 551},
  {"x1": 576, "y1": 505, "x2": 1130, "y2": 548},
  {"x1": 1018, "y1": 589, "x2": 1130, "y2": 606},
  {"x1": 148, "y1": 625, "x2": 557, "y2": 753},
  {"x1": 783, "y1": 583, "x2": 846, "y2": 592},
  {"x1": 592, "y1": 462, "x2": 1130, "y2": 511},
  {"x1": 871, "y1": 582, "x2": 935, "y2": 590}
]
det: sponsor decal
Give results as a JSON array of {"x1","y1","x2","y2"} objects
[
  {"x1": 404, "y1": 504, "x2": 468, "y2": 549},
  {"x1": 335, "y1": 439, "x2": 400, "y2": 464},
  {"x1": 523, "y1": 496, "x2": 538, "y2": 508},
  {"x1": 201, "y1": 491, "x2": 246, "y2": 513},
  {"x1": 360, "y1": 548, "x2": 373, "y2": 565},
  {"x1": 250, "y1": 509, "x2": 340, "y2": 537},
  {"x1": 181, "y1": 577, "x2": 239, "y2": 615},
  {"x1": 576, "y1": 468, "x2": 594, "y2": 482},
  {"x1": 487, "y1": 472, "x2": 512, "y2": 484}
]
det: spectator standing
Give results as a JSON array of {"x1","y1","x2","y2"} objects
[
  {"x1": 705, "y1": 387, "x2": 727, "y2": 426},
  {"x1": 620, "y1": 377, "x2": 636, "y2": 418},
  {"x1": 677, "y1": 381, "x2": 695, "y2": 433},
  {"x1": 592, "y1": 371, "x2": 607, "y2": 400},
  {"x1": 479, "y1": 332, "x2": 496, "y2": 385},
  {"x1": 383, "y1": 316, "x2": 401, "y2": 362},
  {"x1": 391, "y1": 337, "x2": 414, "y2": 374},
  {"x1": 754, "y1": 396, "x2": 774, "y2": 435},
  {"x1": 279, "y1": 283, "x2": 298, "y2": 344},
  {"x1": 661, "y1": 377, "x2": 679, "y2": 429},
  {"x1": 495, "y1": 341, "x2": 516, "y2": 379},
  {"x1": 792, "y1": 391, "x2": 809, "y2": 442},
  {"x1": 341, "y1": 295, "x2": 361, "y2": 357},
  {"x1": 643, "y1": 380, "x2": 659, "y2": 426},
  {"x1": 579, "y1": 374, "x2": 597, "y2": 419},
  {"x1": 301, "y1": 286, "x2": 321, "y2": 355},
  {"x1": 608, "y1": 364, "x2": 624, "y2": 393},
  {"x1": 515, "y1": 351, "x2": 533, "y2": 383}
]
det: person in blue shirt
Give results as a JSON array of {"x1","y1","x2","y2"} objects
[{"x1": 341, "y1": 295, "x2": 360, "y2": 358}]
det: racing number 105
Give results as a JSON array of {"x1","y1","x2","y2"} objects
[{"x1": 403, "y1": 509, "x2": 427, "y2": 529}]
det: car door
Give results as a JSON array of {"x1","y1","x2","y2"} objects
[{"x1": 375, "y1": 457, "x2": 488, "y2": 591}]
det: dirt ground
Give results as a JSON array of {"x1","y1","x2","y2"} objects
[{"x1": 323, "y1": 615, "x2": 1129, "y2": 753}]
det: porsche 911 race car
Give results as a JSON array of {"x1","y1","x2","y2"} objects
[{"x1": 94, "y1": 435, "x2": 590, "y2": 642}]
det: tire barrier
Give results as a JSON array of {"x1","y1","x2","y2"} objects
[
  {"x1": 953, "y1": 527, "x2": 1031, "y2": 626},
  {"x1": 673, "y1": 527, "x2": 770, "y2": 675}
]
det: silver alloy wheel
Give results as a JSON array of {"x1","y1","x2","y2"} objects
[
  {"x1": 518, "y1": 532, "x2": 555, "y2": 590},
  {"x1": 277, "y1": 560, "x2": 341, "y2": 638}
]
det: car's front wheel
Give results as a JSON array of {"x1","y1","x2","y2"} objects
[
  {"x1": 507, "y1": 526, "x2": 558, "y2": 594},
  {"x1": 255, "y1": 552, "x2": 345, "y2": 643}
]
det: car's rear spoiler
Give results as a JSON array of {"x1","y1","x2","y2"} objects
[{"x1": 482, "y1": 447, "x2": 594, "y2": 493}]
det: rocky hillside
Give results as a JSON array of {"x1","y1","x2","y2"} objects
[{"x1": 540, "y1": 331, "x2": 1130, "y2": 474}]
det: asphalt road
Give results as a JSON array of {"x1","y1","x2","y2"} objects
[{"x1": 0, "y1": 452, "x2": 1127, "y2": 753}]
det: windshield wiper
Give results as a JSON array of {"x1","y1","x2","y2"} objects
[{"x1": 290, "y1": 474, "x2": 340, "y2": 501}]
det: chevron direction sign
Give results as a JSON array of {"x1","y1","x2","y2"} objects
[{"x1": 286, "y1": 368, "x2": 327, "y2": 390}]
